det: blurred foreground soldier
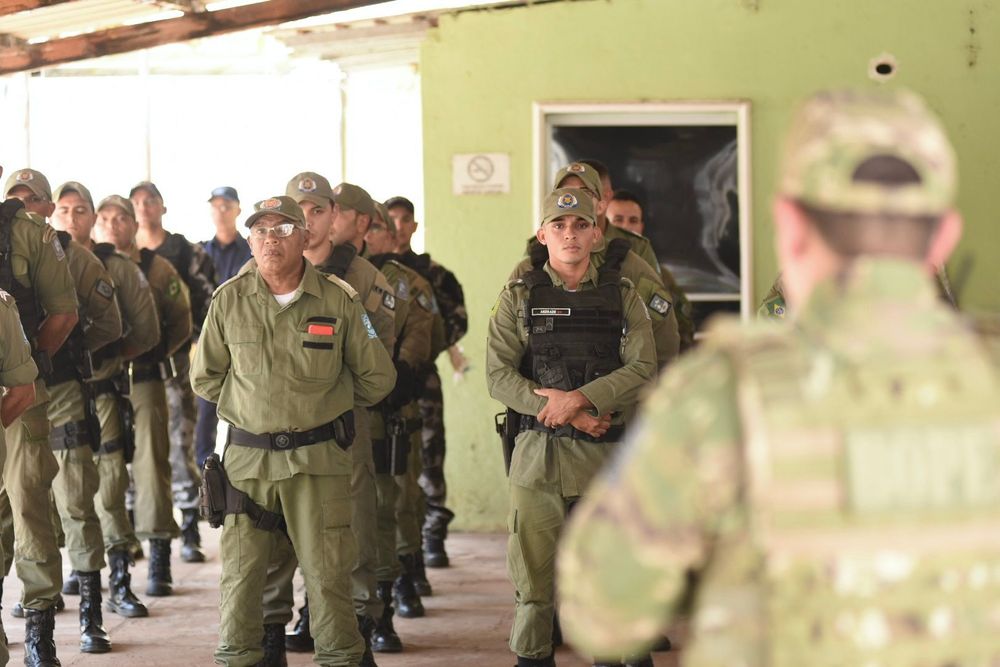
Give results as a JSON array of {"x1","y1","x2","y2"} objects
[
  {"x1": 191, "y1": 196, "x2": 395, "y2": 666},
  {"x1": 53, "y1": 182, "x2": 159, "y2": 619},
  {"x1": 557, "y1": 88, "x2": 1000, "y2": 666},
  {"x1": 0, "y1": 167, "x2": 78, "y2": 666},
  {"x1": 385, "y1": 196, "x2": 467, "y2": 572},
  {"x1": 488, "y1": 189, "x2": 656, "y2": 667},
  {"x1": 131, "y1": 181, "x2": 215, "y2": 564},
  {"x1": 96, "y1": 195, "x2": 190, "y2": 597}
]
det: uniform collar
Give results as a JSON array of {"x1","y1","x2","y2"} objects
[
  {"x1": 243, "y1": 258, "x2": 320, "y2": 300},
  {"x1": 542, "y1": 259, "x2": 599, "y2": 289}
]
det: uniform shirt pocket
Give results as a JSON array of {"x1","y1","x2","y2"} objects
[
  {"x1": 228, "y1": 324, "x2": 263, "y2": 376},
  {"x1": 294, "y1": 316, "x2": 342, "y2": 381}
]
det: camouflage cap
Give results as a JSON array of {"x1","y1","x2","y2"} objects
[
  {"x1": 4, "y1": 168, "x2": 52, "y2": 201},
  {"x1": 286, "y1": 171, "x2": 334, "y2": 208},
  {"x1": 331, "y1": 182, "x2": 376, "y2": 219},
  {"x1": 97, "y1": 194, "x2": 136, "y2": 219},
  {"x1": 54, "y1": 181, "x2": 95, "y2": 210},
  {"x1": 553, "y1": 162, "x2": 602, "y2": 200},
  {"x1": 373, "y1": 202, "x2": 395, "y2": 233},
  {"x1": 780, "y1": 87, "x2": 957, "y2": 216},
  {"x1": 128, "y1": 181, "x2": 163, "y2": 201},
  {"x1": 542, "y1": 187, "x2": 596, "y2": 225},
  {"x1": 245, "y1": 195, "x2": 306, "y2": 229}
]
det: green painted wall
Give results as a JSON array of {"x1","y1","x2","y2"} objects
[{"x1": 421, "y1": 0, "x2": 1000, "y2": 530}]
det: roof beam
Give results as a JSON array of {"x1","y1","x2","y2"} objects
[
  {"x1": 0, "y1": 0, "x2": 74, "y2": 18},
  {"x1": 0, "y1": 0, "x2": 387, "y2": 75}
]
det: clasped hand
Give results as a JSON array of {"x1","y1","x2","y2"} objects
[{"x1": 534, "y1": 388, "x2": 611, "y2": 438}]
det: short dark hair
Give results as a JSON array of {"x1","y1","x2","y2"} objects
[
  {"x1": 384, "y1": 196, "x2": 414, "y2": 215},
  {"x1": 579, "y1": 158, "x2": 610, "y2": 182},
  {"x1": 611, "y1": 189, "x2": 642, "y2": 209}
]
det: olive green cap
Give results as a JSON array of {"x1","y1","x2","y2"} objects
[
  {"x1": 780, "y1": 87, "x2": 957, "y2": 216},
  {"x1": 54, "y1": 181, "x2": 95, "y2": 211},
  {"x1": 541, "y1": 187, "x2": 596, "y2": 225},
  {"x1": 129, "y1": 181, "x2": 163, "y2": 201},
  {"x1": 553, "y1": 162, "x2": 602, "y2": 200},
  {"x1": 373, "y1": 202, "x2": 395, "y2": 233},
  {"x1": 331, "y1": 182, "x2": 376, "y2": 219},
  {"x1": 245, "y1": 195, "x2": 306, "y2": 229},
  {"x1": 4, "y1": 168, "x2": 52, "y2": 201},
  {"x1": 286, "y1": 171, "x2": 335, "y2": 208},
  {"x1": 97, "y1": 195, "x2": 136, "y2": 219}
]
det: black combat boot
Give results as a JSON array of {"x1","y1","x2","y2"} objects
[
  {"x1": 105, "y1": 548, "x2": 149, "y2": 618},
  {"x1": 77, "y1": 571, "x2": 111, "y2": 653},
  {"x1": 23, "y1": 607, "x2": 60, "y2": 667},
  {"x1": 516, "y1": 655, "x2": 555, "y2": 667},
  {"x1": 12, "y1": 595, "x2": 64, "y2": 619},
  {"x1": 146, "y1": 538, "x2": 172, "y2": 596},
  {"x1": 284, "y1": 597, "x2": 314, "y2": 653},
  {"x1": 62, "y1": 570, "x2": 79, "y2": 596},
  {"x1": 412, "y1": 550, "x2": 432, "y2": 597},
  {"x1": 371, "y1": 581, "x2": 402, "y2": 653},
  {"x1": 179, "y1": 509, "x2": 206, "y2": 563},
  {"x1": 422, "y1": 505, "x2": 455, "y2": 568},
  {"x1": 393, "y1": 553, "x2": 425, "y2": 618},
  {"x1": 357, "y1": 614, "x2": 379, "y2": 667},
  {"x1": 257, "y1": 623, "x2": 287, "y2": 667}
]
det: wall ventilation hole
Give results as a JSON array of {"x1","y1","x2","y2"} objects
[{"x1": 869, "y1": 53, "x2": 898, "y2": 82}]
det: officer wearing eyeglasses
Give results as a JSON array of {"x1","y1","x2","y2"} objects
[
  {"x1": 191, "y1": 195, "x2": 396, "y2": 667},
  {"x1": 486, "y1": 188, "x2": 657, "y2": 667}
]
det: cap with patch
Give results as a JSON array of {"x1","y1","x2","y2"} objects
[
  {"x1": 373, "y1": 202, "x2": 395, "y2": 233},
  {"x1": 208, "y1": 186, "x2": 239, "y2": 203},
  {"x1": 129, "y1": 181, "x2": 163, "y2": 200},
  {"x1": 286, "y1": 172, "x2": 335, "y2": 207},
  {"x1": 245, "y1": 195, "x2": 306, "y2": 229},
  {"x1": 553, "y1": 162, "x2": 602, "y2": 200},
  {"x1": 542, "y1": 187, "x2": 596, "y2": 226},
  {"x1": 54, "y1": 181, "x2": 95, "y2": 211},
  {"x1": 331, "y1": 182, "x2": 376, "y2": 219},
  {"x1": 384, "y1": 196, "x2": 414, "y2": 215},
  {"x1": 97, "y1": 195, "x2": 136, "y2": 219},
  {"x1": 4, "y1": 168, "x2": 52, "y2": 201},
  {"x1": 780, "y1": 87, "x2": 957, "y2": 216}
]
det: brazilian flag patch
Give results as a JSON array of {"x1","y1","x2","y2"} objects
[{"x1": 167, "y1": 278, "x2": 181, "y2": 298}]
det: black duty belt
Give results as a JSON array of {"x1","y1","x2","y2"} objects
[
  {"x1": 91, "y1": 379, "x2": 118, "y2": 397},
  {"x1": 518, "y1": 414, "x2": 625, "y2": 443},
  {"x1": 49, "y1": 420, "x2": 93, "y2": 451},
  {"x1": 95, "y1": 438, "x2": 125, "y2": 455},
  {"x1": 130, "y1": 363, "x2": 162, "y2": 384},
  {"x1": 227, "y1": 414, "x2": 354, "y2": 452}
]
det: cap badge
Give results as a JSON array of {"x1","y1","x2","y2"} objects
[
  {"x1": 16, "y1": 171, "x2": 32, "y2": 182},
  {"x1": 557, "y1": 193, "x2": 578, "y2": 209},
  {"x1": 298, "y1": 178, "x2": 316, "y2": 193},
  {"x1": 567, "y1": 163, "x2": 586, "y2": 173},
  {"x1": 332, "y1": 184, "x2": 343, "y2": 196},
  {"x1": 260, "y1": 198, "x2": 282, "y2": 210}
]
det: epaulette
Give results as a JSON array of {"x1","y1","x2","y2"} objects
[
  {"x1": 505, "y1": 278, "x2": 526, "y2": 291},
  {"x1": 19, "y1": 210, "x2": 46, "y2": 227},
  {"x1": 323, "y1": 272, "x2": 359, "y2": 300},
  {"x1": 213, "y1": 271, "x2": 249, "y2": 297}
]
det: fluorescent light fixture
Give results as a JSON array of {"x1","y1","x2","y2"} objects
[{"x1": 205, "y1": 0, "x2": 268, "y2": 10}]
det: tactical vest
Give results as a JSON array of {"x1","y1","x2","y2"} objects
[
  {"x1": 317, "y1": 243, "x2": 356, "y2": 280},
  {"x1": 517, "y1": 239, "x2": 629, "y2": 443},
  {"x1": 135, "y1": 248, "x2": 168, "y2": 365},
  {"x1": 699, "y1": 324, "x2": 1000, "y2": 667},
  {"x1": 44, "y1": 232, "x2": 92, "y2": 386},
  {"x1": 90, "y1": 243, "x2": 123, "y2": 366},
  {"x1": 0, "y1": 199, "x2": 44, "y2": 342}
]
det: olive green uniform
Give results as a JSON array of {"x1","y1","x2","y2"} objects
[
  {"x1": 90, "y1": 245, "x2": 161, "y2": 552},
  {"x1": 486, "y1": 261, "x2": 657, "y2": 660},
  {"x1": 127, "y1": 248, "x2": 191, "y2": 541},
  {"x1": 191, "y1": 259, "x2": 396, "y2": 667},
  {"x1": 47, "y1": 239, "x2": 122, "y2": 574},
  {"x1": 0, "y1": 209, "x2": 77, "y2": 611},
  {"x1": 263, "y1": 246, "x2": 398, "y2": 624}
]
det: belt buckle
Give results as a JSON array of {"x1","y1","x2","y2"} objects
[{"x1": 271, "y1": 433, "x2": 292, "y2": 451}]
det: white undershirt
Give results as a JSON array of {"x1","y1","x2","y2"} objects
[{"x1": 273, "y1": 290, "x2": 296, "y2": 306}]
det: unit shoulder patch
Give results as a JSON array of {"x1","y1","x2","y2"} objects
[
  {"x1": 648, "y1": 293, "x2": 672, "y2": 317},
  {"x1": 361, "y1": 313, "x2": 378, "y2": 339},
  {"x1": 50, "y1": 236, "x2": 66, "y2": 262},
  {"x1": 95, "y1": 279, "x2": 114, "y2": 300},
  {"x1": 416, "y1": 292, "x2": 433, "y2": 312},
  {"x1": 382, "y1": 291, "x2": 396, "y2": 311},
  {"x1": 167, "y1": 277, "x2": 181, "y2": 298}
]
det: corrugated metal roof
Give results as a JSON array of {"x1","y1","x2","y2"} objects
[{"x1": 0, "y1": 0, "x2": 177, "y2": 42}]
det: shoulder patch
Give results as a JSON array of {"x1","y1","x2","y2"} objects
[
  {"x1": 95, "y1": 279, "x2": 114, "y2": 300},
  {"x1": 361, "y1": 313, "x2": 378, "y2": 339},
  {"x1": 134, "y1": 264, "x2": 150, "y2": 289},
  {"x1": 416, "y1": 292, "x2": 433, "y2": 312},
  {"x1": 382, "y1": 291, "x2": 396, "y2": 311},
  {"x1": 324, "y1": 273, "x2": 359, "y2": 300},
  {"x1": 50, "y1": 236, "x2": 66, "y2": 262},
  {"x1": 648, "y1": 292, "x2": 672, "y2": 316},
  {"x1": 395, "y1": 276, "x2": 410, "y2": 301},
  {"x1": 167, "y1": 277, "x2": 181, "y2": 298}
]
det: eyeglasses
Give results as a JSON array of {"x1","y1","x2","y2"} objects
[
  {"x1": 546, "y1": 220, "x2": 594, "y2": 233},
  {"x1": 250, "y1": 223, "x2": 297, "y2": 239},
  {"x1": 368, "y1": 223, "x2": 389, "y2": 234}
]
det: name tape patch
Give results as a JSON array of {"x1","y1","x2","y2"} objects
[{"x1": 531, "y1": 307, "x2": 571, "y2": 317}]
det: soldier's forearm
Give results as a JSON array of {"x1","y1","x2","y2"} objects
[
  {"x1": 1, "y1": 382, "x2": 35, "y2": 427},
  {"x1": 35, "y1": 311, "x2": 79, "y2": 355}
]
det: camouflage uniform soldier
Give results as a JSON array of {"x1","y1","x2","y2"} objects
[
  {"x1": 0, "y1": 286, "x2": 41, "y2": 667},
  {"x1": 131, "y1": 181, "x2": 216, "y2": 564},
  {"x1": 263, "y1": 174, "x2": 397, "y2": 666},
  {"x1": 557, "y1": 88, "x2": 999, "y2": 667},
  {"x1": 53, "y1": 181, "x2": 159, "y2": 619},
  {"x1": 191, "y1": 196, "x2": 396, "y2": 667},
  {"x1": 488, "y1": 189, "x2": 656, "y2": 667},
  {"x1": 95, "y1": 194, "x2": 191, "y2": 598},
  {"x1": 0, "y1": 167, "x2": 78, "y2": 666},
  {"x1": 385, "y1": 196, "x2": 467, "y2": 571}
]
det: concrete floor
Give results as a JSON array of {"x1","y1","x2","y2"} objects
[{"x1": 1, "y1": 530, "x2": 678, "y2": 666}]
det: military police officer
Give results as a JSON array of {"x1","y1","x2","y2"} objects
[
  {"x1": 557, "y1": 88, "x2": 1000, "y2": 666},
  {"x1": 487, "y1": 188, "x2": 656, "y2": 667},
  {"x1": 191, "y1": 195, "x2": 396, "y2": 667}
]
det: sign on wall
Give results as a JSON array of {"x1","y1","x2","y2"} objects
[{"x1": 452, "y1": 152, "x2": 510, "y2": 195}]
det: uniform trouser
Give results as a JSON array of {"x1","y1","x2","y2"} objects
[
  {"x1": 0, "y1": 397, "x2": 63, "y2": 610},
  {"x1": 215, "y1": 473, "x2": 363, "y2": 667},
  {"x1": 395, "y1": 428, "x2": 424, "y2": 558},
  {"x1": 93, "y1": 391, "x2": 137, "y2": 551},
  {"x1": 417, "y1": 365, "x2": 447, "y2": 508},
  {"x1": 129, "y1": 378, "x2": 179, "y2": 540},
  {"x1": 195, "y1": 396, "x2": 219, "y2": 468},
  {"x1": 262, "y1": 410, "x2": 382, "y2": 623},
  {"x1": 166, "y1": 354, "x2": 201, "y2": 510},
  {"x1": 374, "y1": 473, "x2": 400, "y2": 583}
]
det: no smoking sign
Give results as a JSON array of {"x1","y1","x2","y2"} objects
[{"x1": 453, "y1": 153, "x2": 510, "y2": 195}]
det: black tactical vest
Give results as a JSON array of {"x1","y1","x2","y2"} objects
[
  {"x1": 317, "y1": 243, "x2": 356, "y2": 279},
  {"x1": 0, "y1": 199, "x2": 44, "y2": 342},
  {"x1": 518, "y1": 239, "x2": 630, "y2": 442}
]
